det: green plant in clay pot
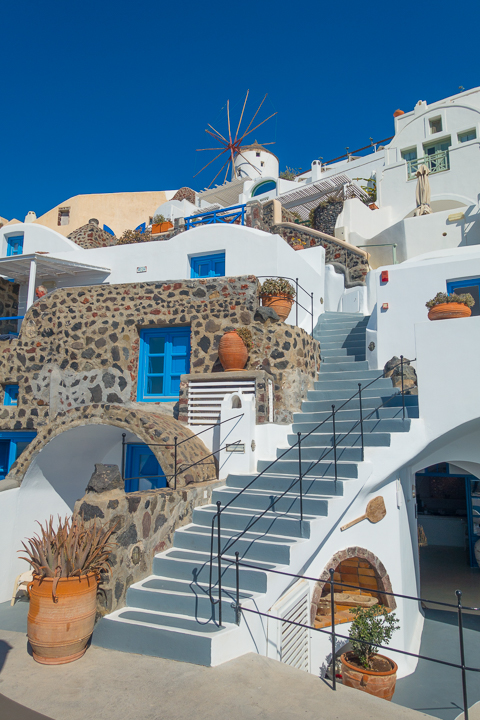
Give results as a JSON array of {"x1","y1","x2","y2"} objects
[
  {"x1": 20, "y1": 515, "x2": 117, "y2": 665},
  {"x1": 259, "y1": 278, "x2": 296, "y2": 322},
  {"x1": 426, "y1": 292, "x2": 474, "y2": 321},
  {"x1": 340, "y1": 605, "x2": 400, "y2": 701},
  {"x1": 235, "y1": 327, "x2": 253, "y2": 352}
]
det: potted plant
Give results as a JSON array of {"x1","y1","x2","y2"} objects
[
  {"x1": 151, "y1": 214, "x2": 173, "y2": 234},
  {"x1": 20, "y1": 515, "x2": 116, "y2": 665},
  {"x1": 426, "y1": 292, "x2": 474, "y2": 321},
  {"x1": 259, "y1": 278, "x2": 296, "y2": 322},
  {"x1": 218, "y1": 327, "x2": 252, "y2": 372},
  {"x1": 340, "y1": 605, "x2": 400, "y2": 701}
]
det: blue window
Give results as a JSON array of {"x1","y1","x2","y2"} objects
[
  {"x1": 251, "y1": 180, "x2": 276, "y2": 197},
  {"x1": 447, "y1": 277, "x2": 480, "y2": 317},
  {"x1": 0, "y1": 432, "x2": 36, "y2": 480},
  {"x1": 138, "y1": 327, "x2": 190, "y2": 401},
  {"x1": 191, "y1": 253, "x2": 225, "y2": 278},
  {"x1": 125, "y1": 444, "x2": 167, "y2": 492},
  {"x1": 6, "y1": 235, "x2": 24, "y2": 257},
  {"x1": 4, "y1": 384, "x2": 19, "y2": 406}
]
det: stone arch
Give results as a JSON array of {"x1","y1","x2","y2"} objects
[
  {"x1": 311, "y1": 546, "x2": 396, "y2": 626},
  {"x1": 6, "y1": 403, "x2": 216, "y2": 490}
]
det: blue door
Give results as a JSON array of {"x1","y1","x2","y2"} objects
[
  {"x1": 125, "y1": 445, "x2": 167, "y2": 492},
  {"x1": 447, "y1": 278, "x2": 480, "y2": 317},
  {"x1": 138, "y1": 327, "x2": 190, "y2": 401},
  {"x1": 0, "y1": 432, "x2": 36, "y2": 480},
  {"x1": 191, "y1": 253, "x2": 225, "y2": 278},
  {"x1": 6, "y1": 235, "x2": 24, "y2": 257}
]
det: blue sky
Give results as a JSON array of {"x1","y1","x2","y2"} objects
[{"x1": 1, "y1": 0, "x2": 478, "y2": 220}]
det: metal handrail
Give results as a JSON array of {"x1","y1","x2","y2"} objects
[
  {"x1": 233, "y1": 562, "x2": 478, "y2": 718},
  {"x1": 185, "y1": 204, "x2": 246, "y2": 230},
  {"x1": 208, "y1": 355, "x2": 417, "y2": 624},
  {"x1": 256, "y1": 275, "x2": 314, "y2": 336},
  {"x1": 121, "y1": 413, "x2": 244, "y2": 490}
]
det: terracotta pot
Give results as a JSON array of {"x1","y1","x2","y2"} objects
[
  {"x1": 152, "y1": 222, "x2": 173, "y2": 234},
  {"x1": 428, "y1": 303, "x2": 471, "y2": 321},
  {"x1": 218, "y1": 331, "x2": 248, "y2": 372},
  {"x1": 260, "y1": 294, "x2": 294, "y2": 321},
  {"x1": 27, "y1": 573, "x2": 98, "y2": 665},
  {"x1": 340, "y1": 652, "x2": 398, "y2": 701},
  {"x1": 292, "y1": 244, "x2": 304, "y2": 251},
  {"x1": 368, "y1": 203, "x2": 379, "y2": 210}
]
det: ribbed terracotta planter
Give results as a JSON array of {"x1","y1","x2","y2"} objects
[
  {"x1": 218, "y1": 331, "x2": 248, "y2": 372},
  {"x1": 152, "y1": 221, "x2": 173, "y2": 234},
  {"x1": 340, "y1": 652, "x2": 398, "y2": 701},
  {"x1": 28, "y1": 573, "x2": 98, "y2": 665},
  {"x1": 428, "y1": 303, "x2": 471, "y2": 321},
  {"x1": 260, "y1": 294, "x2": 294, "y2": 321}
]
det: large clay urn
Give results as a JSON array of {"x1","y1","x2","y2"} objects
[
  {"x1": 428, "y1": 303, "x2": 471, "y2": 321},
  {"x1": 340, "y1": 652, "x2": 398, "y2": 701},
  {"x1": 218, "y1": 331, "x2": 248, "y2": 372},
  {"x1": 261, "y1": 294, "x2": 294, "y2": 322},
  {"x1": 28, "y1": 573, "x2": 98, "y2": 664}
]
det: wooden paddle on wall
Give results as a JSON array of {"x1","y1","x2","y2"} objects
[{"x1": 340, "y1": 496, "x2": 387, "y2": 531}]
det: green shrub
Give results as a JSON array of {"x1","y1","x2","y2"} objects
[
  {"x1": 236, "y1": 327, "x2": 253, "y2": 351},
  {"x1": 348, "y1": 605, "x2": 400, "y2": 670},
  {"x1": 152, "y1": 214, "x2": 166, "y2": 225},
  {"x1": 259, "y1": 278, "x2": 296, "y2": 298},
  {"x1": 426, "y1": 292, "x2": 475, "y2": 309}
]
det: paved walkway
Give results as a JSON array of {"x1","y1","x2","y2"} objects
[
  {"x1": 393, "y1": 609, "x2": 480, "y2": 720},
  {"x1": 0, "y1": 601, "x2": 428, "y2": 720}
]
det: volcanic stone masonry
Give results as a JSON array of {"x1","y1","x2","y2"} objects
[{"x1": 0, "y1": 274, "x2": 319, "y2": 447}]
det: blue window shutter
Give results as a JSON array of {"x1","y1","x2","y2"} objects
[
  {"x1": 190, "y1": 253, "x2": 225, "y2": 278},
  {"x1": 0, "y1": 431, "x2": 36, "y2": 480},
  {"x1": 7, "y1": 235, "x2": 24, "y2": 257},
  {"x1": 138, "y1": 328, "x2": 190, "y2": 401},
  {"x1": 125, "y1": 445, "x2": 167, "y2": 492},
  {"x1": 4, "y1": 385, "x2": 19, "y2": 406}
]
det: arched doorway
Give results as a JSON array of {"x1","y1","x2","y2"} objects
[{"x1": 311, "y1": 547, "x2": 396, "y2": 628}]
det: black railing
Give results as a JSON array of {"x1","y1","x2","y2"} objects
[
  {"x1": 233, "y1": 562, "x2": 479, "y2": 720},
  {"x1": 208, "y1": 355, "x2": 417, "y2": 624},
  {"x1": 256, "y1": 276, "x2": 314, "y2": 336},
  {"x1": 121, "y1": 413, "x2": 244, "y2": 490}
]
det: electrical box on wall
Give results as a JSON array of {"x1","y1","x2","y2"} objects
[{"x1": 381, "y1": 271, "x2": 389, "y2": 283}]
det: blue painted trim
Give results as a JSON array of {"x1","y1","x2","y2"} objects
[
  {"x1": 125, "y1": 444, "x2": 167, "y2": 492},
  {"x1": 134, "y1": 222, "x2": 146, "y2": 233},
  {"x1": 0, "y1": 431, "x2": 36, "y2": 480},
  {"x1": 4, "y1": 384, "x2": 19, "y2": 406},
  {"x1": 6, "y1": 234, "x2": 24, "y2": 257},
  {"x1": 137, "y1": 327, "x2": 190, "y2": 402},
  {"x1": 190, "y1": 253, "x2": 226, "y2": 278},
  {"x1": 103, "y1": 224, "x2": 115, "y2": 236},
  {"x1": 251, "y1": 180, "x2": 276, "y2": 197}
]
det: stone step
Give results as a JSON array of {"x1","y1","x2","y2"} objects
[
  {"x1": 286, "y1": 431, "x2": 392, "y2": 448},
  {"x1": 294, "y1": 406, "x2": 418, "y2": 423},
  {"x1": 314, "y1": 378, "x2": 393, "y2": 392},
  {"x1": 320, "y1": 339, "x2": 366, "y2": 351},
  {"x1": 212, "y1": 487, "x2": 330, "y2": 516},
  {"x1": 306, "y1": 386, "x2": 398, "y2": 401},
  {"x1": 292, "y1": 418, "x2": 412, "y2": 435},
  {"x1": 322, "y1": 355, "x2": 365, "y2": 364},
  {"x1": 193, "y1": 505, "x2": 314, "y2": 538},
  {"x1": 319, "y1": 360, "x2": 370, "y2": 372},
  {"x1": 256, "y1": 457, "x2": 361, "y2": 478},
  {"x1": 321, "y1": 347, "x2": 366, "y2": 358},
  {"x1": 226, "y1": 473, "x2": 345, "y2": 497},
  {"x1": 318, "y1": 369, "x2": 385, "y2": 381}
]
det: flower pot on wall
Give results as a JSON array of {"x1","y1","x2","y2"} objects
[
  {"x1": 27, "y1": 573, "x2": 98, "y2": 664},
  {"x1": 260, "y1": 294, "x2": 294, "y2": 321},
  {"x1": 218, "y1": 331, "x2": 248, "y2": 372},
  {"x1": 340, "y1": 652, "x2": 398, "y2": 701},
  {"x1": 152, "y1": 222, "x2": 173, "y2": 234},
  {"x1": 292, "y1": 244, "x2": 304, "y2": 251},
  {"x1": 428, "y1": 303, "x2": 471, "y2": 321},
  {"x1": 368, "y1": 203, "x2": 379, "y2": 210}
]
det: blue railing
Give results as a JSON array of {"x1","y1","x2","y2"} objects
[{"x1": 185, "y1": 204, "x2": 246, "y2": 230}]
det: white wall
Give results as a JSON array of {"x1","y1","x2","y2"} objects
[
  {"x1": 366, "y1": 246, "x2": 480, "y2": 368},
  {"x1": 0, "y1": 223, "x2": 79, "y2": 257}
]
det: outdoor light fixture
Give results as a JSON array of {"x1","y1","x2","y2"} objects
[
  {"x1": 382, "y1": 303, "x2": 389, "y2": 310},
  {"x1": 381, "y1": 271, "x2": 389, "y2": 283}
]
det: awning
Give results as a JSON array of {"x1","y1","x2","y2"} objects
[
  {"x1": 276, "y1": 174, "x2": 370, "y2": 220},
  {"x1": 0, "y1": 253, "x2": 110, "y2": 282}
]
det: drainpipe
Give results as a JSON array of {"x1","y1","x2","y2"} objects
[{"x1": 26, "y1": 257, "x2": 37, "y2": 311}]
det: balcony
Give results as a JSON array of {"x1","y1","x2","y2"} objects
[
  {"x1": 185, "y1": 204, "x2": 246, "y2": 230},
  {"x1": 407, "y1": 149, "x2": 450, "y2": 180}
]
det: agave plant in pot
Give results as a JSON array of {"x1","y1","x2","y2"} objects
[
  {"x1": 20, "y1": 515, "x2": 116, "y2": 665},
  {"x1": 259, "y1": 277, "x2": 296, "y2": 321},
  {"x1": 426, "y1": 292, "x2": 474, "y2": 321},
  {"x1": 218, "y1": 327, "x2": 253, "y2": 372},
  {"x1": 340, "y1": 604, "x2": 400, "y2": 701}
]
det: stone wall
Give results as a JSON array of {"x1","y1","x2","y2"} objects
[
  {"x1": 73, "y1": 468, "x2": 221, "y2": 615},
  {"x1": 67, "y1": 222, "x2": 117, "y2": 249},
  {"x1": 171, "y1": 187, "x2": 196, "y2": 204},
  {"x1": 178, "y1": 307, "x2": 320, "y2": 424},
  {"x1": 310, "y1": 200, "x2": 344, "y2": 237},
  {"x1": 0, "y1": 279, "x2": 19, "y2": 334}
]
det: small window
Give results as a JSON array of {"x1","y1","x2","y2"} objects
[
  {"x1": 57, "y1": 207, "x2": 70, "y2": 226},
  {"x1": 0, "y1": 431, "x2": 36, "y2": 480},
  {"x1": 401, "y1": 148, "x2": 417, "y2": 162},
  {"x1": 4, "y1": 385, "x2": 19, "y2": 406},
  {"x1": 429, "y1": 117, "x2": 442, "y2": 134},
  {"x1": 458, "y1": 129, "x2": 476, "y2": 143},
  {"x1": 138, "y1": 327, "x2": 190, "y2": 402},
  {"x1": 447, "y1": 278, "x2": 480, "y2": 317},
  {"x1": 261, "y1": 161, "x2": 265, "y2": 167},
  {"x1": 191, "y1": 253, "x2": 225, "y2": 278},
  {"x1": 6, "y1": 234, "x2": 23, "y2": 257},
  {"x1": 256, "y1": 152, "x2": 261, "y2": 157},
  {"x1": 251, "y1": 180, "x2": 277, "y2": 197}
]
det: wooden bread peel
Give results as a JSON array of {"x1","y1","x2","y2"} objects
[{"x1": 340, "y1": 496, "x2": 386, "y2": 531}]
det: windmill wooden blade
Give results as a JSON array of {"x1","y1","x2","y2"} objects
[
  {"x1": 193, "y1": 148, "x2": 228, "y2": 178},
  {"x1": 236, "y1": 150, "x2": 261, "y2": 174},
  {"x1": 238, "y1": 111, "x2": 278, "y2": 145},
  {"x1": 239, "y1": 94, "x2": 267, "y2": 141},
  {"x1": 196, "y1": 147, "x2": 225, "y2": 151},
  {"x1": 208, "y1": 157, "x2": 232, "y2": 188},
  {"x1": 227, "y1": 99, "x2": 232, "y2": 145},
  {"x1": 234, "y1": 90, "x2": 249, "y2": 143},
  {"x1": 207, "y1": 123, "x2": 228, "y2": 143},
  {"x1": 205, "y1": 129, "x2": 228, "y2": 146}
]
